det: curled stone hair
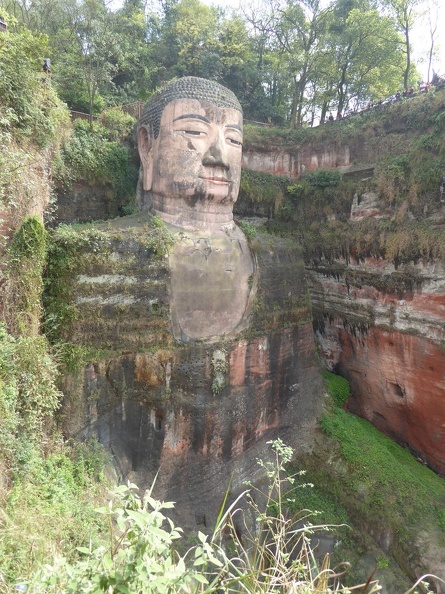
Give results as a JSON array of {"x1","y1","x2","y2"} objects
[{"x1": 138, "y1": 77, "x2": 242, "y2": 139}]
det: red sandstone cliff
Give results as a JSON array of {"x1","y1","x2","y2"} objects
[
  {"x1": 240, "y1": 89, "x2": 445, "y2": 477},
  {"x1": 309, "y1": 258, "x2": 445, "y2": 474}
]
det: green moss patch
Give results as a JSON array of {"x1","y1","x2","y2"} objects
[
  {"x1": 43, "y1": 215, "x2": 174, "y2": 345},
  {"x1": 291, "y1": 371, "x2": 445, "y2": 583}
]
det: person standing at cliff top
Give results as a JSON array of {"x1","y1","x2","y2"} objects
[{"x1": 136, "y1": 76, "x2": 244, "y2": 230}]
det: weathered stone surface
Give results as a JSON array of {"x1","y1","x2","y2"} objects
[
  {"x1": 337, "y1": 327, "x2": 445, "y2": 473},
  {"x1": 59, "y1": 220, "x2": 322, "y2": 527},
  {"x1": 169, "y1": 223, "x2": 254, "y2": 341},
  {"x1": 242, "y1": 143, "x2": 351, "y2": 177},
  {"x1": 54, "y1": 181, "x2": 121, "y2": 225},
  {"x1": 310, "y1": 258, "x2": 445, "y2": 474},
  {"x1": 137, "y1": 79, "x2": 243, "y2": 228},
  {"x1": 350, "y1": 191, "x2": 393, "y2": 220}
]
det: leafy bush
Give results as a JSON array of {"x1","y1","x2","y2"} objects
[
  {"x1": 0, "y1": 17, "x2": 69, "y2": 148},
  {"x1": 303, "y1": 168, "x2": 342, "y2": 188},
  {"x1": 0, "y1": 16, "x2": 69, "y2": 219},
  {"x1": 101, "y1": 108, "x2": 136, "y2": 141},
  {"x1": 0, "y1": 320, "x2": 106, "y2": 585},
  {"x1": 6, "y1": 217, "x2": 47, "y2": 337},
  {"x1": 17, "y1": 439, "x2": 440, "y2": 594},
  {"x1": 238, "y1": 220, "x2": 257, "y2": 239},
  {"x1": 54, "y1": 120, "x2": 138, "y2": 202},
  {"x1": 0, "y1": 439, "x2": 109, "y2": 584},
  {"x1": 0, "y1": 324, "x2": 60, "y2": 461}
]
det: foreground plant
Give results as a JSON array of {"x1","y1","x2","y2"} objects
[{"x1": 13, "y1": 441, "x2": 443, "y2": 593}]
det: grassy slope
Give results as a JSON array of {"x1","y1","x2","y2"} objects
[{"x1": 288, "y1": 372, "x2": 445, "y2": 589}]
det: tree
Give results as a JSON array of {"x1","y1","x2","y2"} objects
[
  {"x1": 381, "y1": 0, "x2": 424, "y2": 90},
  {"x1": 71, "y1": 0, "x2": 123, "y2": 122},
  {"x1": 424, "y1": 0, "x2": 439, "y2": 83},
  {"x1": 241, "y1": 0, "x2": 291, "y2": 123},
  {"x1": 273, "y1": 0, "x2": 332, "y2": 127},
  {"x1": 325, "y1": 0, "x2": 404, "y2": 114},
  {"x1": 111, "y1": 0, "x2": 153, "y2": 102}
]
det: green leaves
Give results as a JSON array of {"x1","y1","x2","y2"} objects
[{"x1": 31, "y1": 482, "x2": 216, "y2": 593}]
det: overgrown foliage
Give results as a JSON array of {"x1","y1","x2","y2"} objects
[
  {"x1": 0, "y1": 440, "x2": 432, "y2": 594},
  {"x1": 43, "y1": 216, "x2": 175, "y2": 346},
  {"x1": 0, "y1": 15, "x2": 70, "y2": 223},
  {"x1": 291, "y1": 371, "x2": 445, "y2": 590},
  {"x1": 43, "y1": 224, "x2": 112, "y2": 342},
  {"x1": 53, "y1": 119, "x2": 138, "y2": 208},
  {"x1": 0, "y1": 322, "x2": 59, "y2": 466},
  {"x1": 298, "y1": 218, "x2": 445, "y2": 269},
  {"x1": 237, "y1": 170, "x2": 291, "y2": 217},
  {"x1": 0, "y1": 436, "x2": 108, "y2": 584},
  {"x1": 4, "y1": 216, "x2": 47, "y2": 337},
  {"x1": 1, "y1": 0, "x2": 425, "y2": 126},
  {"x1": 0, "y1": 321, "x2": 109, "y2": 584}
]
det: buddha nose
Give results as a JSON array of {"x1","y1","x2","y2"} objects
[{"x1": 202, "y1": 132, "x2": 229, "y2": 169}]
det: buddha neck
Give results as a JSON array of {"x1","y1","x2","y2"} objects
[{"x1": 150, "y1": 194, "x2": 236, "y2": 232}]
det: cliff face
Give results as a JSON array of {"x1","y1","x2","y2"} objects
[
  {"x1": 240, "y1": 89, "x2": 445, "y2": 476},
  {"x1": 243, "y1": 142, "x2": 351, "y2": 177},
  {"x1": 50, "y1": 215, "x2": 322, "y2": 527},
  {"x1": 311, "y1": 259, "x2": 445, "y2": 474}
]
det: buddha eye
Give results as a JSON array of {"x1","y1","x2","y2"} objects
[
  {"x1": 180, "y1": 129, "x2": 206, "y2": 136},
  {"x1": 227, "y1": 137, "x2": 243, "y2": 147}
]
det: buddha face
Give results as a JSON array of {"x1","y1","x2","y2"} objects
[{"x1": 138, "y1": 98, "x2": 243, "y2": 222}]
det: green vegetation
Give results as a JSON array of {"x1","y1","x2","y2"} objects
[
  {"x1": 0, "y1": 16, "x2": 70, "y2": 223},
  {"x1": 0, "y1": 440, "x2": 434, "y2": 593},
  {"x1": 320, "y1": 371, "x2": 350, "y2": 407},
  {"x1": 1, "y1": 439, "x2": 108, "y2": 583},
  {"x1": 43, "y1": 216, "x2": 174, "y2": 360},
  {"x1": 5, "y1": 217, "x2": 47, "y2": 337},
  {"x1": 3, "y1": 440, "x2": 429, "y2": 594},
  {"x1": 318, "y1": 405, "x2": 445, "y2": 531},
  {"x1": 238, "y1": 170, "x2": 292, "y2": 217},
  {"x1": 301, "y1": 169, "x2": 343, "y2": 189},
  {"x1": 0, "y1": 17, "x2": 69, "y2": 150},
  {"x1": 0, "y1": 321, "x2": 108, "y2": 583},
  {"x1": 289, "y1": 371, "x2": 445, "y2": 588},
  {"x1": 298, "y1": 218, "x2": 445, "y2": 270},
  {"x1": 1, "y1": 3, "x2": 445, "y2": 592},
  {"x1": 1, "y1": 0, "x2": 427, "y2": 126},
  {"x1": 43, "y1": 225, "x2": 112, "y2": 342},
  {"x1": 54, "y1": 119, "x2": 139, "y2": 213}
]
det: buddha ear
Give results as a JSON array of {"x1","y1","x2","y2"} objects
[{"x1": 138, "y1": 126, "x2": 154, "y2": 191}]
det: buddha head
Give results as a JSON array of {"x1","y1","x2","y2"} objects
[{"x1": 137, "y1": 77, "x2": 243, "y2": 227}]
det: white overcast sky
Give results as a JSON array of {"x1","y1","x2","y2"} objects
[{"x1": 108, "y1": 0, "x2": 444, "y2": 80}]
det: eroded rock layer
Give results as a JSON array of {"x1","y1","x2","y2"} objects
[{"x1": 310, "y1": 259, "x2": 445, "y2": 474}]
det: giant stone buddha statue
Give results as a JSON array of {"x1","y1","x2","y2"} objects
[
  {"x1": 137, "y1": 77, "x2": 254, "y2": 342},
  {"x1": 60, "y1": 77, "x2": 321, "y2": 531}
]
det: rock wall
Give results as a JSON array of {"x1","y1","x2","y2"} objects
[
  {"x1": 54, "y1": 181, "x2": 121, "y2": 225},
  {"x1": 310, "y1": 258, "x2": 445, "y2": 474},
  {"x1": 56, "y1": 214, "x2": 323, "y2": 527},
  {"x1": 239, "y1": 90, "x2": 445, "y2": 478},
  {"x1": 242, "y1": 143, "x2": 351, "y2": 177}
]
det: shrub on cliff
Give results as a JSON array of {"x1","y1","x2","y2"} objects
[{"x1": 53, "y1": 119, "x2": 138, "y2": 207}]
